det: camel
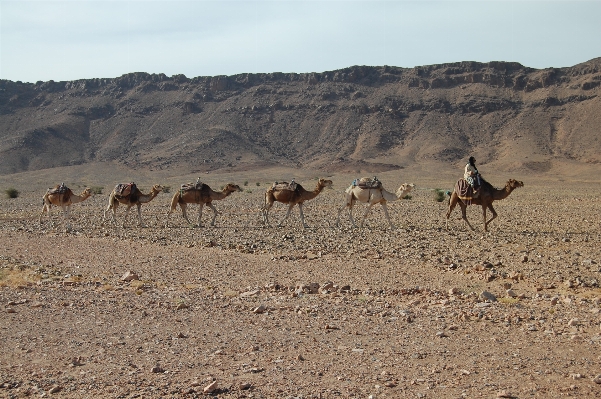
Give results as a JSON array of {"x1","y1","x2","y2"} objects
[
  {"x1": 336, "y1": 181, "x2": 415, "y2": 228},
  {"x1": 166, "y1": 182, "x2": 242, "y2": 227},
  {"x1": 446, "y1": 178, "x2": 524, "y2": 232},
  {"x1": 104, "y1": 183, "x2": 163, "y2": 227},
  {"x1": 39, "y1": 185, "x2": 92, "y2": 224},
  {"x1": 262, "y1": 178, "x2": 333, "y2": 228}
]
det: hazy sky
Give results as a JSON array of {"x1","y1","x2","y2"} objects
[{"x1": 1, "y1": 0, "x2": 600, "y2": 83}]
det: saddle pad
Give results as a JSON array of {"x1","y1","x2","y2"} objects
[
  {"x1": 180, "y1": 182, "x2": 205, "y2": 192},
  {"x1": 48, "y1": 184, "x2": 69, "y2": 195},
  {"x1": 455, "y1": 179, "x2": 475, "y2": 202},
  {"x1": 352, "y1": 177, "x2": 382, "y2": 189},
  {"x1": 271, "y1": 181, "x2": 298, "y2": 191},
  {"x1": 115, "y1": 183, "x2": 135, "y2": 196}
]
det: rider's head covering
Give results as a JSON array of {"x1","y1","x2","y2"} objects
[{"x1": 468, "y1": 156, "x2": 476, "y2": 164}]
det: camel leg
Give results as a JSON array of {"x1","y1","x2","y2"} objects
[
  {"x1": 176, "y1": 203, "x2": 191, "y2": 225},
  {"x1": 277, "y1": 204, "x2": 294, "y2": 227},
  {"x1": 208, "y1": 203, "x2": 219, "y2": 227},
  {"x1": 484, "y1": 203, "x2": 498, "y2": 231},
  {"x1": 298, "y1": 203, "x2": 308, "y2": 229},
  {"x1": 122, "y1": 205, "x2": 132, "y2": 228},
  {"x1": 39, "y1": 203, "x2": 50, "y2": 223},
  {"x1": 360, "y1": 204, "x2": 375, "y2": 228},
  {"x1": 460, "y1": 203, "x2": 475, "y2": 231},
  {"x1": 197, "y1": 203, "x2": 205, "y2": 227},
  {"x1": 136, "y1": 204, "x2": 145, "y2": 227},
  {"x1": 104, "y1": 196, "x2": 118, "y2": 226},
  {"x1": 445, "y1": 193, "x2": 458, "y2": 230},
  {"x1": 262, "y1": 193, "x2": 274, "y2": 226},
  {"x1": 381, "y1": 202, "x2": 395, "y2": 229}
]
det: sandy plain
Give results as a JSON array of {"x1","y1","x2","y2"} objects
[{"x1": 1, "y1": 165, "x2": 601, "y2": 398}]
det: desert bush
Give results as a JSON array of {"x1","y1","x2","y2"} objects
[
  {"x1": 256, "y1": 182, "x2": 260, "y2": 186},
  {"x1": 244, "y1": 181, "x2": 248, "y2": 186},
  {"x1": 91, "y1": 186, "x2": 104, "y2": 195},
  {"x1": 434, "y1": 189, "x2": 446, "y2": 202},
  {"x1": 163, "y1": 186, "x2": 171, "y2": 194},
  {"x1": 402, "y1": 194, "x2": 412, "y2": 200},
  {"x1": 5, "y1": 188, "x2": 19, "y2": 198},
  {"x1": 245, "y1": 189, "x2": 253, "y2": 194}
]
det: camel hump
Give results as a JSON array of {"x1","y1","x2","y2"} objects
[
  {"x1": 115, "y1": 182, "x2": 136, "y2": 196},
  {"x1": 352, "y1": 176, "x2": 382, "y2": 189}
]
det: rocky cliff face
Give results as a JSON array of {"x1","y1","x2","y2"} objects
[{"x1": 1, "y1": 59, "x2": 600, "y2": 175}]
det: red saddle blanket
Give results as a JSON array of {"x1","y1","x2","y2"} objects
[{"x1": 455, "y1": 179, "x2": 477, "y2": 202}]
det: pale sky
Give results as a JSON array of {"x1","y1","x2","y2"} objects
[{"x1": 1, "y1": 0, "x2": 600, "y2": 83}]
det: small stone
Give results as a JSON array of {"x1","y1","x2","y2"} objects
[
  {"x1": 550, "y1": 297, "x2": 559, "y2": 305},
  {"x1": 121, "y1": 271, "x2": 139, "y2": 281},
  {"x1": 6, "y1": 308, "x2": 16, "y2": 313},
  {"x1": 240, "y1": 290, "x2": 260, "y2": 297},
  {"x1": 479, "y1": 291, "x2": 497, "y2": 302},
  {"x1": 502, "y1": 282, "x2": 512, "y2": 290},
  {"x1": 592, "y1": 374, "x2": 601, "y2": 384},
  {"x1": 571, "y1": 373, "x2": 583, "y2": 380},
  {"x1": 384, "y1": 381, "x2": 397, "y2": 387},
  {"x1": 203, "y1": 380, "x2": 217, "y2": 393},
  {"x1": 176, "y1": 303, "x2": 189, "y2": 310},
  {"x1": 151, "y1": 365, "x2": 165, "y2": 373},
  {"x1": 506, "y1": 289, "x2": 517, "y2": 298},
  {"x1": 497, "y1": 390, "x2": 515, "y2": 398},
  {"x1": 436, "y1": 331, "x2": 448, "y2": 338},
  {"x1": 297, "y1": 354, "x2": 304, "y2": 361},
  {"x1": 48, "y1": 385, "x2": 62, "y2": 394},
  {"x1": 253, "y1": 304, "x2": 267, "y2": 314},
  {"x1": 567, "y1": 318, "x2": 579, "y2": 327},
  {"x1": 521, "y1": 255, "x2": 528, "y2": 263},
  {"x1": 448, "y1": 287, "x2": 461, "y2": 295},
  {"x1": 239, "y1": 382, "x2": 251, "y2": 390}
]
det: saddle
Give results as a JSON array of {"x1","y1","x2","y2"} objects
[
  {"x1": 48, "y1": 183, "x2": 69, "y2": 195},
  {"x1": 114, "y1": 182, "x2": 136, "y2": 197},
  {"x1": 352, "y1": 176, "x2": 382, "y2": 189},
  {"x1": 180, "y1": 179, "x2": 206, "y2": 193},
  {"x1": 455, "y1": 178, "x2": 479, "y2": 203},
  {"x1": 271, "y1": 180, "x2": 298, "y2": 192}
]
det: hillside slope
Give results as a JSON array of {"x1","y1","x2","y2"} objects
[{"x1": 1, "y1": 59, "x2": 600, "y2": 176}]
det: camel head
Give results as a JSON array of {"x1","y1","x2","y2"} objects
[
  {"x1": 396, "y1": 183, "x2": 415, "y2": 199},
  {"x1": 506, "y1": 179, "x2": 524, "y2": 190},
  {"x1": 224, "y1": 183, "x2": 243, "y2": 193},
  {"x1": 81, "y1": 188, "x2": 92, "y2": 199},
  {"x1": 317, "y1": 178, "x2": 334, "y2": 189},
  {"x1": 151, "y1": 184, "x2": 164, "y2": 194}
]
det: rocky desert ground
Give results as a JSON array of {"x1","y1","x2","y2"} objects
[{"x1": 1, "y1": 168, "x2": 601, "y2": 399}]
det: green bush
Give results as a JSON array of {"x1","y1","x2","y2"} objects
[
  {"x1": 402, "y1": 194, "x2": 412, "y2": 200},
  {"x1": 91, "y1": 186, "x2": 104, "y2": 195},
  {"x1": 163, "y1": 185, "x2": 171, "y2": 194},
  {"x1": 5, "y1": 188, "x2": 19, "y2": 198},
  {"x1": 244, "y1": 181, "x2": 248, "y2": 186},
  {"x1": 256, "y1": 182, "x2": 261, "y2": 186},
  {"x1": 434, "y1": 189, "x2": 446, "y2": 202}
]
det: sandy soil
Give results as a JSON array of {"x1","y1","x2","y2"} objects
[{"x1": 1, "y1": 173, "x2": 601, "y2": 398}]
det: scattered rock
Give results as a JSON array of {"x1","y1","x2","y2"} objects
[
  {"x1": 203, "y1": 380, "x2": 217, "y2": 393},
  {"x1": 479, "y1": 291, "x2": 497, "y2": 302},
  {"x1": 121, "y1": 271, "x2": 139, "y2": 281},
  {"x1": 253, "y1": 304, "x2": 267, "y2": 314}
]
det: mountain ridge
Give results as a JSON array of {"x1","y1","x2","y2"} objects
[{"x1": 1, "y1": 58, "x2": 600, "y2": 176}]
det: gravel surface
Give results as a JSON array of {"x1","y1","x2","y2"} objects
[{"x1": 2, "y1": 178, "x2": 601, "y2": 398}]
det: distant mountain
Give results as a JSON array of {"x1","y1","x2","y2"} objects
[{"x1": 1, "y1": 59, "x2": 600, "y2": 175}]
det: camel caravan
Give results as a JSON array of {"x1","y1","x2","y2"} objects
[{"x1": 37, "y1": 161, "x2": 522, "y2": 231}]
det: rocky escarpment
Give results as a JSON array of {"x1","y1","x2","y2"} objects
[{"x1": 0, "y1": 58, "x2": 600, "y2": 175}]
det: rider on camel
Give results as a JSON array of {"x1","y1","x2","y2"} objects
[{"x1": 464, "y1": 156, "x2": 481, "y2": 196}]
